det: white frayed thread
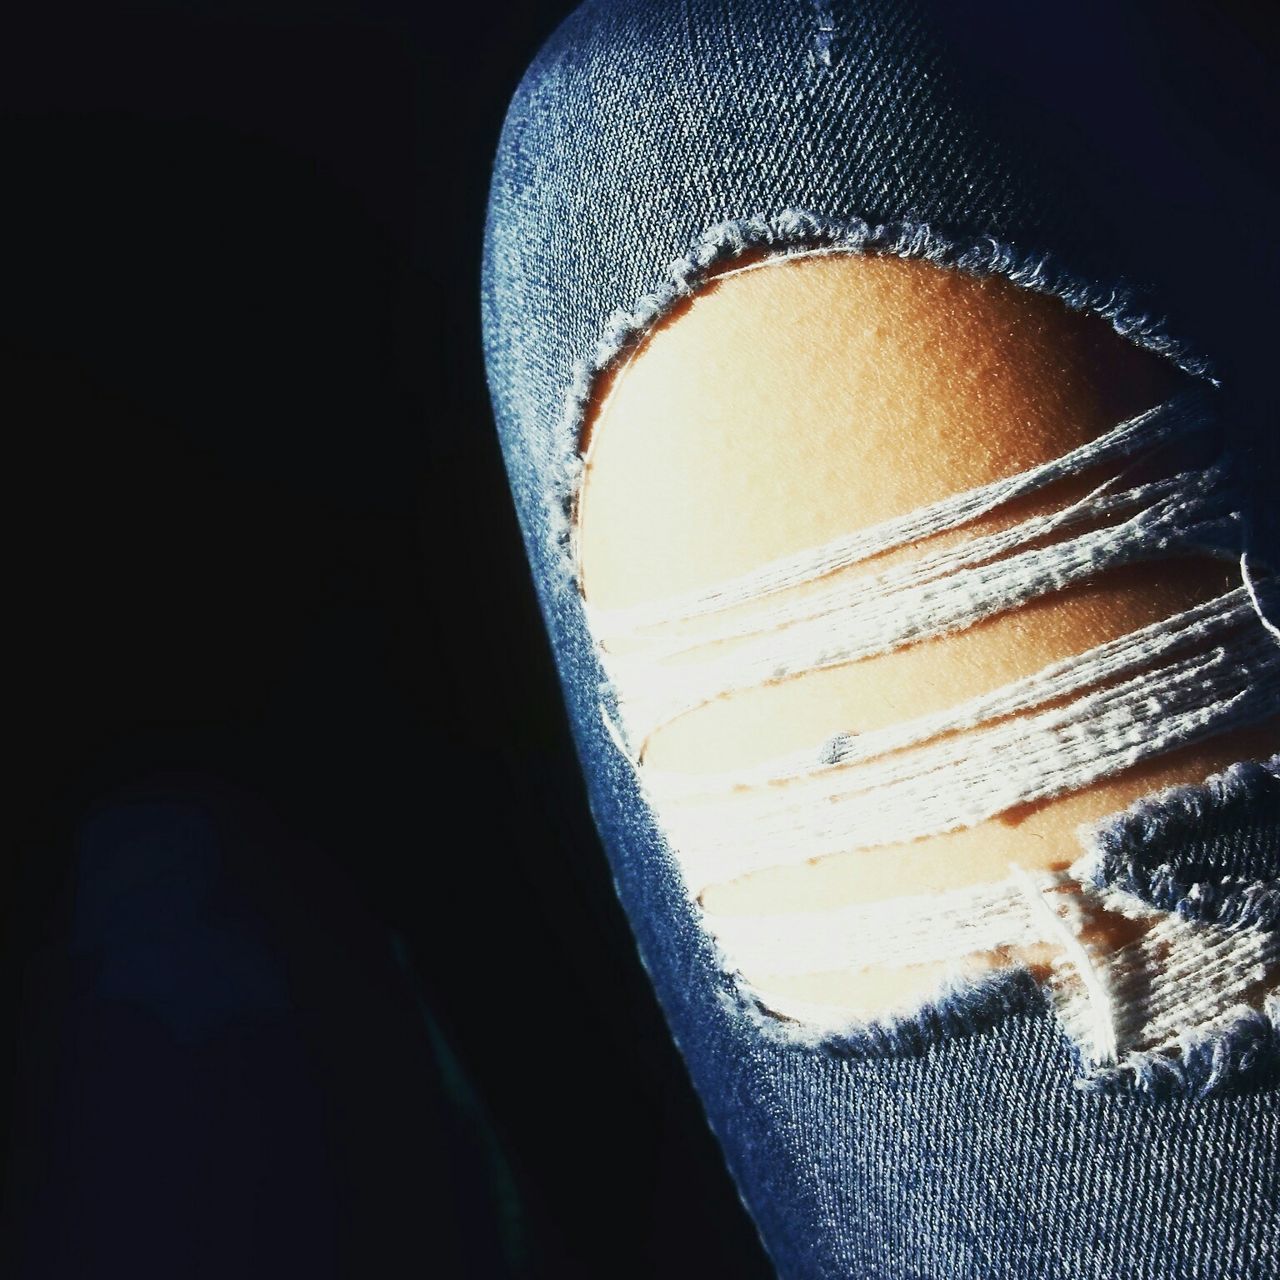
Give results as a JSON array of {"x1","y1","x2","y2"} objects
[
  {"x1": 1012, "y1": 863, "x2": 1119, "y2": 1065},
  {"x1": 587, "y1": 403, "x2": 1260, "y2": 755},
  {"x1": 652, "y1": 635, "x2": 1276, "y2": 890},
  {"x1": 586, "y1": 392, "x2": 1211, "y2": 639},
  {"x1": 581, "y1": 387, "x2": 1278, "y2": 1069},
  {"x1": 713, "y1": 868, "x2": 1277, "y2": 1073},
  {"x1": 1050, "y1": 903, "x2": 1278, "y2": 1072},
  {"x1": 1242, "y1": 549, "x2": 1280, "y2": 646},
  {"x1": 645, "y1": 587, "x2": 1260, "y2": 798}
]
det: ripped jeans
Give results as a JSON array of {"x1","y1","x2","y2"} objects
[{"x1": 481, "y1": 2, "x2": 1280, "y2": 1275}]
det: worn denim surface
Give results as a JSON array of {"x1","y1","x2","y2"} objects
[{"x1": 481, "y1": 2, "x2": 1280, "y2": 1275}]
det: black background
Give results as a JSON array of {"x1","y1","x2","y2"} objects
[{"x1": 2, "y1": 2, "x2": 1277, "y2": 1278}]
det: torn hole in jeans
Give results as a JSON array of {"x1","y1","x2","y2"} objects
[{"x1": 561, "y1": 212, "x2": 1280, "y2": 1098}]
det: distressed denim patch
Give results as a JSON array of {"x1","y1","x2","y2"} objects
[{"x1": 566, "y1": 219, "x2": 1279, "y2": 1101}]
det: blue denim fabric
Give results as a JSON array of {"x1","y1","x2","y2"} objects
[{"x1": 482, "y1": 2, "x2": 1280, "y2": 1275}]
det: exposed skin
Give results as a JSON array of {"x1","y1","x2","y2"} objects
[{"x1": 576, "y1": 254, "x2": 1278, "y2": 1020}]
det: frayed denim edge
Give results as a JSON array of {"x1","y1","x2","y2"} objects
[
  {"x1": 565, "y1": 211, "x2": 1275, "y2": 1100},
  {"x1": 716, "y1": 964, "x2": 1045, "y2": 1062},
  {"x1": 1072, "y1": 993, "x2": 1280, "y2": 1101},
  {"x1": 1058, "y1": 753, "x2": 1280, "y2": 1100},
  {"x1": 551, "y1": 208, "x2": 1218, "y2": 586},
  {"x1": 710, "y1": 754, "x2": 1280, "y2": 1098},
  {"x1": 717, "y1": 951, "x2": 1280, "y2": 1102},
  {"x1": 1073, "y1": 753, "x2": 1280, "y2": 933}
]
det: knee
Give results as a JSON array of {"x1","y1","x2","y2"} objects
[{"x1": 484, "y1": 0, "x2": 1050, "y2": 534}]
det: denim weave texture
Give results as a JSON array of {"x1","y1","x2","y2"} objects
[{"x1": 482, "y1": 2, "x2": 1280, "y2": 1275}]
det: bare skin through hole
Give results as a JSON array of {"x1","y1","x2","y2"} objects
[{"x1": 576, "y1": 254, "x2": 1278, "y2": 1021}]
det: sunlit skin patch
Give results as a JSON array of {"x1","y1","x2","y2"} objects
[{"x1": 576, "y1": 253, "x2": 1279, "y2": 1023}]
